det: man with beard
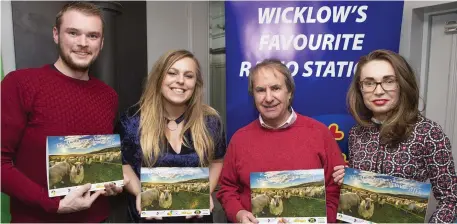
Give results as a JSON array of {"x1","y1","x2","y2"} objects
[{"x1": 1, "y1": 2, "x2": 124, "y2": 222}]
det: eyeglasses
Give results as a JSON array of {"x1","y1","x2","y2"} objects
[{"x1": 359, "y1": 79, "x2": 398, "y2": 92}]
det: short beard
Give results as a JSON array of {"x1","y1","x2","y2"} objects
[{"x1": 57, "y1": 40, "x2": 98, "y2": 72}]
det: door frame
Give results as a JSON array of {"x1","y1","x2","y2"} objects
[
  {"x1": 408, "y1": 5, "x2": 457, "y2": 222},
  {"x1": 408, "y1": 4, "x2": 457, "y2": 113}
]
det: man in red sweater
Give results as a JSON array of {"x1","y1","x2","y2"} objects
[
  {"x1": 217, "y1": 59, "x2": 345, "y2": 223},
  {"x1": 1, "y1": 2, "x2": 123, "y2": 222}
]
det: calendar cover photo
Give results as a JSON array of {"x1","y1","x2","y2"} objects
[
  {"x1": 337, "y1": 168, "x2": 431, "y2": 224},
  {"x1": 46, "y1": 135, "x2": 123, "y2": 197},
  {"x1": 250, "y1": 169, "x2": 327, "y2": 224},
  {"x1": 140, "y1": 167, "x2": 210, "y2": 217}
]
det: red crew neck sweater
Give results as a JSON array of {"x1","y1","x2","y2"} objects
[
  {"x1": 217, "y1": 114, "x2": 345, "y2": 223},
  {"x1": 1, "y1": 65, "x2": 118, "y2": 222}
]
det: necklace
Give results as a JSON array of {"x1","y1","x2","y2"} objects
[{"x1": 166, "y1": 113, "x2": 185, "y2": 131}]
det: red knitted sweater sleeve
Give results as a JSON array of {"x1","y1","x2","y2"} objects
[
  {"x1": 1, "y1": 72, "x2": 60, "y2": 213},
  {"x1": 217, "y1": 140, "x2": 245, "y2": 222},
  {"x1": 321, "y1": 127, "x2": 345, "y2": 223}
]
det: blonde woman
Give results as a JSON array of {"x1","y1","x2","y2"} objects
[{"x1": 118, "y1": 50, "x2": 226, "y2": 223}]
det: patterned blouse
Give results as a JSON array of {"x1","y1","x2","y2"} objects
[
  {"x1": 348, "y1": 115, "x2": 457, "y2": 223},
  {"x1": 116, "y1": 106, "x2": 227, "y2": 223}
]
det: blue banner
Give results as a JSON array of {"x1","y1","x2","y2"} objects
[{"x1": 225, "y1": 1, "x2": 404, "y2": 162}]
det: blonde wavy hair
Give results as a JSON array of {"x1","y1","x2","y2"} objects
[{"x1": 137, "y1": 49, "x2": 219, "y2": 167}]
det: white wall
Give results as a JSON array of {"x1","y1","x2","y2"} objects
[
  {"x1": 1, "y1": 0, "x2": 17, "y2": 74},
  {"x1": 146, "y1": 1, "x2": 210, "y2": 103},
  {"x1": 400, "y1": 2, "x2": 457, "y2": 221},
  {"x1": 399, "y1": 1, "x2": 452, "y2": 58},
  {"x1": 399, "y1": 1, "x2": 455, "y2": 92}
]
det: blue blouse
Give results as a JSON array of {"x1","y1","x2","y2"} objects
[{"x1": 116, "y1": 106, "x2": 227, "y2": 222}]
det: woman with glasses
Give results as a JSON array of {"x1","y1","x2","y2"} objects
[{"x1": 333, "y1": 49, "x2": 457, "y2": 223}]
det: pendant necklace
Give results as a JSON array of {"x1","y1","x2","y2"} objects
[{"x1": 166, "y1": 113, "x2": 185, "y2": 131}]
